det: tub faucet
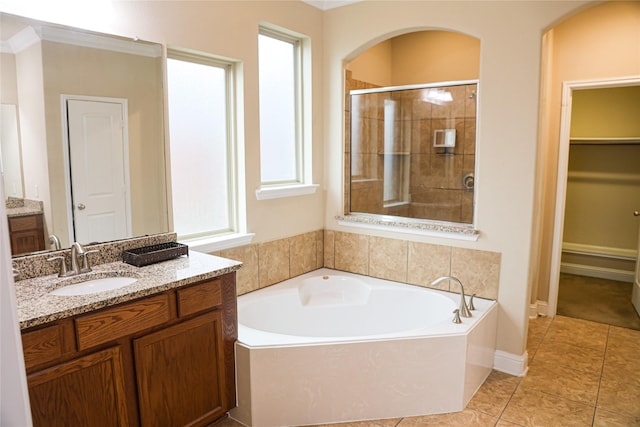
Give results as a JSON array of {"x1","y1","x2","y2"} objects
[{"x1": 431, "y1": 276, "x2": 472, "y2": 318}]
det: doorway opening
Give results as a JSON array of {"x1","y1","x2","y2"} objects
[{"x1": 549, "y1": 78, "x2": 640, "y2": 330}]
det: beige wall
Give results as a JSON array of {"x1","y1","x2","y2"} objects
[
  {"x1": 571, "y1": 86, "x2": 640, "y2": 138},
  {"x1": 534, "y1": 1, "x2": 640, "y2": 303},
  {"x1": 347, "y1": 30, "x2": 480, "y2": 87},
  {"x1": 390, "y1": 30, "x2": 480, "y2": 85},
  {"x1": 41, "y1": 41, "x2": 167, "y2": 247},
  {"x1": 324, "y1": 0, "x2": 589, "y2": 357},
  {"x1": 15, "y1": 42, "x2": 51, "y2": 237},
  {"x1": 347, "y1": 39, "x2": 392, "y2": 86},
  {"x1": 0, "y1": 52, "x2": 18, "y2": 103}
]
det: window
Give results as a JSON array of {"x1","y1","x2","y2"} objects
[
  {"x1": 256, "y1": 26, "x2": 317, "y2": 199},
  {"x1": 167, "y1": 51, "x2": 250, "y2": 250}
]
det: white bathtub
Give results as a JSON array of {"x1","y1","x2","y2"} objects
[{"x1": 231, "y1": 268, "x2": 498, "y2": 427}]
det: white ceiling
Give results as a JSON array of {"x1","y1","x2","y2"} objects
[{"x1": 302, "y1": 0, "x2": 362, "y2": 11}]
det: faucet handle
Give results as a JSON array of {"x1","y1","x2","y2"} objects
[
  {"x1": 48, "y1": 256, "x2": 70, "y2": 277},
  {"x1": 79, "y1": 249, "x2": 99, "y2": 273},
  {"x1": 468, "y1": 293, "x2": 476, "y2": 311},
  {"x1": 452, "y1": 309, "x2": 462, "y2": 324}
]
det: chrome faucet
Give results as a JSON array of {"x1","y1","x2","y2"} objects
[{"x1": 431, "y1": 276, "x2": 472, "y2": 318}]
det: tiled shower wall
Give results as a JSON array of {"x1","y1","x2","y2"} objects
[
  {"x1": 217, "y1": 229, "x2": 501, "y2": 300},
  {"x1": 346, "y1": 71, "x2": 477, "y2": 224}
]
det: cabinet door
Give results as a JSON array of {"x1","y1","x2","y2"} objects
[
  {"x1": 27, "y1": 346, "x2": 129, "y2": 427},
  {"x1": 134, "y1": 311, "x2": 227, "y2": 427}
]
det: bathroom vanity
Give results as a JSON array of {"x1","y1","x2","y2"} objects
[
  {"x1": 13, "y1": 238, "x2": 241, "y2": 427},
  {"x1": 6, "y1": 198, "x2": 46, "y2": 256}
]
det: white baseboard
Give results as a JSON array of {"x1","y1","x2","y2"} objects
[
  {"x1": 536, "y1": 300, "x2": 549, "y2": 317},
  {"x1": 493, "y1": 350, "x2": 528, "y2": 377},
  {"x1": 561, "y1": 262, "x2": 634, "y2": 283},
  {"x1": 528, "y1": 304, "x2": 538, "y2": 319}
]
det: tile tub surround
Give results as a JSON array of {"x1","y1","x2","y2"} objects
[
  {"x1": 15, "y1": 250, "x2": 242, "y2": 329},
  {"x1": 213, "y1": 229, "x2": 500, "y2": 302},
  {"x1": 12, "y1": 232, "x2": 180, "y2": 281},
  {"x1": 325, "y1": 230, "x2": 501, "y2": 300},
  {"x1": 214, "y1": 230, "x2": 325, "y2": 296}
]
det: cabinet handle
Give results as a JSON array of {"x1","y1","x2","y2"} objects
[{"x1": 634, "y1": 210, "x2": 639, "y2": 217}]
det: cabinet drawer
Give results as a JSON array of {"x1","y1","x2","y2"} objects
[
  {"x1": 22, "y1": 324, "x2": 65, "y2": 370},
  {"x1": 76, "y1": 294, "x2": 171, "y2": 351},
  {"x1": 177, "y1": 279, "x2": 222, "y2": 317},
  {"x1": 9, "y1": 214, "x2": 41, "y2": 232}
]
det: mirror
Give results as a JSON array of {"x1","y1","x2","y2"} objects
[
  {"x1": 1, "y1": 13, "x2": 169, "y2": 256},
  {"x1": 345, "y1": 30, "x2": 480, "y2": 225}
]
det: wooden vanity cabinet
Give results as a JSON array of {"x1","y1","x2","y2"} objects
[
  {"x1": 8, "y1": 213, "x2": 46, "y2": 255},
  {"x1": 21, "y1": 273, "x2": 237, "y2": 427}
]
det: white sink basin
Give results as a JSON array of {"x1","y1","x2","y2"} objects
[{"x1": 49, "y1": 276, "x2": 138, "y2": 296}]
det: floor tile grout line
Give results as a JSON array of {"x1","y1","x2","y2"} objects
[
  {"x1": 493, "y1": 376, "x2": 524, "y2": 426},
  {"x1": 591, "y1": 325, "x2": 611, "y2": 426}
]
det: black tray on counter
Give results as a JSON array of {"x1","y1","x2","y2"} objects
[{"x1": 122, "y1": 242, "x2": 189, "y2": 267}]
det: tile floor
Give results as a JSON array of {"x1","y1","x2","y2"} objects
[{"x1": 215, "y1": 316, "x2": 640, "y2": 427}]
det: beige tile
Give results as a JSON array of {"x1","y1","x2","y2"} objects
[
  {"x1": 467, "y1": 370, "x2": 521, "y2": 417},
  {"x1": 603, "y1": 344, "x2": 640, "y2": 387},
  {"x1": 368, "y1": 236, "x2": 408, "y2": 282},
  {"x1": 534, "y1": 339, "x2": 604, "y2": 375},
  {"x1": 450, "y1": 247, "x2": 500, "y2": 300},
  {"x1": 526, "y1": 316, "x2": 552, "y2": 361},
  {"x1": 544, "y1": 316, "x2": 608, "y2": 352},
  {"x1": 334, "y1": 232, "x2": 369, "y2": 275},
  {"x1": 495, "y1": 421, "x2": 525, "y2": 427},
  {"x1": 407, "y1": 242, "x2": 451, "y2": 288},
  {"x1": 521, "y1": 358, "x2": 600, "y2": 405},
  {"x1": 608, "y1": 325, "x2": 640, "y2": 349},
  {"x1": 598, "y1": 376, "x2": 640, "y2": 418},
  {"x1": 289, "y1": 232, "x2": 317, "y2": 278},
  {"x1": 313, "y1": 421, "x2": 399, "y2": 427},
  {"x1": 208, "y1": 416, "x2": 245, "y2": 427},
  {"x1": 316, "y1": 229, "x2": 324, "y2": 269},
  {"x1": 593, "y1": 408, "x2": 640, "y2": 427},
  {"x1": 324, "y1": 230, "x2": 335, "y2": 269},
  {"x1": 397, "y1": 409, "x2": 496, "y2": 426},
  {"x1": 501, "y1": 386, "x2": 594, "y2": 427},
  {"x1": 218, "y1": 244, "x2": 259, "y2": 296},
  {"x1": 258, "y1": 238, "x2": 290, "y2": 287},
  {"x1": 528, "y1": 316, "x2": 553, "y2": 338}
]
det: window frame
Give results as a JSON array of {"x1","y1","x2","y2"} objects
[
  {"x1": 256, "y1": 25, "x2": 318, "y2": 200},
  {"x1": 166, "y1": 48, "x2": 253, "y2": 251}
]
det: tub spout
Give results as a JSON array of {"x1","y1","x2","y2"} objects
[{"x1": 431, "y1": 276, "x2": 472, "y2": 318}]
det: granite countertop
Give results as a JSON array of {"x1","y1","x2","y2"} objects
[
  {"x1": 15, "y1": 251, "x2": 242, "y2": 330},
  {"x1": 6, "y1": 198, "x2": 44, "y2": 218}
]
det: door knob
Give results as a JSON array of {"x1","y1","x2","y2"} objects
[
  {"x1": 635, "y1": 210, "x2": 639, "y2": 217},
  {"x1": 77, "y1": 203, "x2": 86, "y2": 210}
]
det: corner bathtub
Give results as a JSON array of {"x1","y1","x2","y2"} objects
[{"x1": 231, "y1": 268, "x2": 498, "y2": 427}]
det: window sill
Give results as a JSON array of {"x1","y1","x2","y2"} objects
[
  {"x1": 336, "y1": 214, "x2": 479, "y2": 241},
  {"x1": 255, "y1": 183, "x2": 319, "y2": 200},
  {"x1": 179, "y1": 232, "x2": 255, "y2": 253}
]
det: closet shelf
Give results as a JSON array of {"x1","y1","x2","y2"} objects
[{"x1": 569, "y1": 137, "x2": 640, "y2": 145}]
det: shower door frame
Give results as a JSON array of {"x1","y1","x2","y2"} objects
[{"x1": 548, "y1": 76, "x2": 640, "y2": 317}]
